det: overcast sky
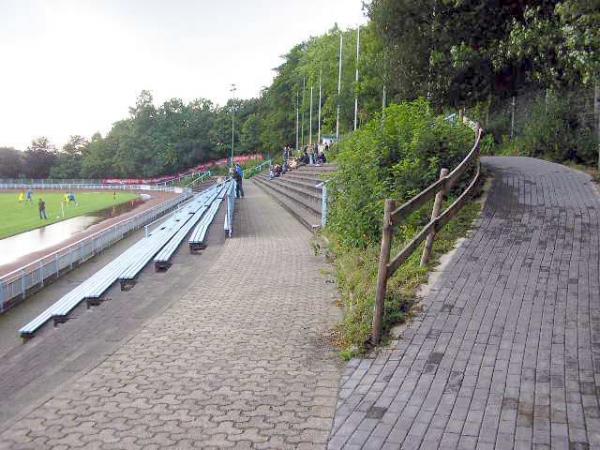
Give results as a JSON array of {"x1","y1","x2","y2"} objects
[{"x1": 0, "y1": 0, "x2": 367, "y2": 150}]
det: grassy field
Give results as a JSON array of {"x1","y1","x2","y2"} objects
[{"x1": 0, "y1": 191, "x2": 139, "y2": 239}]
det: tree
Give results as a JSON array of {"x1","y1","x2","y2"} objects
[
  {"x1": 23, "y1": 137, "x2": 57, "y2": 178},
  {"x1": 241, "y1": 114, "x2": 261, "y2": 152},
  {"x1": 495, "y1": 0, "x2": 600, "y2": 87},
  {"x1": 49, "y1": 135, "x2": 88, "y2": 179},
  {"x1": 0, "y1": 147, "x2": 23, "y2": 178}
]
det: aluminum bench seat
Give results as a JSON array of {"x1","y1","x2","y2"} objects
[{"x1": 18, "y1": 184, "x2": 220, "y2": 338}]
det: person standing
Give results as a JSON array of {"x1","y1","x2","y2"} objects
[
  {"x1": 26, "y1": 189, "x2": 33, "y2": 204},
  {"x1": 38, "y1": 198, "x2": 48, "y2": 220},
  {"x1": 234, "y1": 163, "x2": 245, "y2": 198},
  {"x1": 308, "y1": 145, "x2": 315, "y2": 165},
  {"x1": 18, "y1": 191, "x2": 24, "y2": 205}
]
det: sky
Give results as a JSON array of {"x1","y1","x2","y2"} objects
[{"x1": 0, "y1": 0, "x2": 367, "y2": 150}]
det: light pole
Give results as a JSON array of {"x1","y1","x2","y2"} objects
[
  {"x1": 354, "y1": 26, "x2": 360, "y2": 131},
  {"x1": 296, "y1": 90, "x2": 299, "y2": 150},
  {"x1": 336, "y1": 32, "x2": 343, "y2": 140},
  {"x1": 309, "y1": 85, "x2": 313, "y2": 146},
  {"x1": 230, "y1": 83, "x2": 237, "y2": 166},
  {"x1": 318, "y1": 69, "x2": 322, "y2": 144}
]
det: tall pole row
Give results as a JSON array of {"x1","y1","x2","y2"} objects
[
  {"x1": 301, "y1": 77, "x2": 306, "y2": 147},
  {"x1": 354, "y1": 26, "x2": 360, "y2": 131},
  {"x1": 295, "y1": 90, "x2": 300, "y2": 151},
  {"x1": 230, "y1": 83, "x2": 237, "y2": 166},
  {"x1": 318, "y1": 69, "x2": 322, "y2": 144},
  {"x1": 336, "y1": 32, "x2": 343, "y2": 140},
  {"x1": 309, "y1": 85, "x2": 314, "y2": 146}
]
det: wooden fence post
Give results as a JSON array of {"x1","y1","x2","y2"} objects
[
  {"x1": 420, "y1": 168, "x2": 449, "y2": 267},
  {"x1": 372, "y1": 199, "x2": 395, "y2": 345}
]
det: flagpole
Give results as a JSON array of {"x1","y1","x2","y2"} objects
[
  {"x1": 318, "y1": 69, "x2": 322, "y2": 144},
  {"x1": 354, "y1": 26, "x2": 360, "y2": 131},
  {"x1": 295, "y1": 90, "x2": 299, "y2": 150},
  {"x1": 309, "y1": 85, "x2": 313, "y2": 146},
  {"x1": 336, "y1": 32, "x2": 343, "y2": 140}
]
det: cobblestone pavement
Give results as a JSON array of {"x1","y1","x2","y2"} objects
[
  {"x1": 329, "y1": 157, "x2": 600, "y2": 449},
  {"x1": 0, "y1": 182, "x2": 342, "y2": 449}
]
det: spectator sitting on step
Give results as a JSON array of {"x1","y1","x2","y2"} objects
[
  {"x1": 301, "y1": 149, "x2": 309, "y2": 165},
  {"x1": 317, "y1": 150, "x2": 327, "y2": 165}
]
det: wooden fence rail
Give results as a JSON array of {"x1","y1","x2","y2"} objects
[{"x1": 371, "y1": 126, "x2": 483, "y2": 344}]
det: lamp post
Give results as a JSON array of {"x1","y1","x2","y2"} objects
[
  {"x1": 354, "y1": 26, "x2": 360, "y2": 131},
  {"x1": 230, "y1": 83, "x2": 237, "y2": 166},
  {"x1": 336, "y1": 32, "x2": 343, "y2": 140}
]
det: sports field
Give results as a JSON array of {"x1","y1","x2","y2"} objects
[{"x1": 0, "y1": 191, "x2": 139, "y2": 239}]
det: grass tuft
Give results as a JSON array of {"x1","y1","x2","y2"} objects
[{"x1": 323, "y1": 200, "x2": 481, "y2": 358}]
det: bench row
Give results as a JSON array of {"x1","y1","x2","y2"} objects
[{"x1": 19, "y1": 182, "x2": 229, "y2": 338}]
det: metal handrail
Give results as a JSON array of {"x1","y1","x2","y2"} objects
[
  {"x1": 245, "y1": 160, "x2": 272, "y2": 179},
  {"x1": 185, "y1": 170, "x2": 212, "y2": 188},
  {"x1": 371, "y1": 125, "x2": 483, "y2": 344}
]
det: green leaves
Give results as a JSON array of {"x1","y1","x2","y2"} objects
[{"x1": 328, "y1": 99, "x2": 473, "y2": 249}]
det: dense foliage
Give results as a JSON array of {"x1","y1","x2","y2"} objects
[
  {"x1": 328, "y1": 100, "x2": 475, "y2": 248},
  {"x1": 368, "y1": 0, "x2": 599, "y2": 107}
]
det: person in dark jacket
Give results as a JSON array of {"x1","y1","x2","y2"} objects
[
  {"x1": 38, "y1": 198, "x2": 48, "y2": 219},
  {"x1": 233, "y1": 164, "x2": 244, "y2": 198}
]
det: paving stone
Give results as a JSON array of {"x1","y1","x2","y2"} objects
[
  {"x1": 327, "y1": 157, "x2": 600, "y2": 449},
  {"x1": 0, "y1": 184, "x2": 342, "y2": 449}
]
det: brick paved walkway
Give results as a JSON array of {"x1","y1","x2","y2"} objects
[
  {"x1": 328, "y1": 157, "x2": 600, "y2": 449},
  {"x1": 0, "y1": 183, "x2": 342, "y2": 449}
]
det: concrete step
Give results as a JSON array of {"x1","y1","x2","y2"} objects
[
  {"x1": 279, "y1": 172, "x2": 327, "y2": 185},
  {"x1": 295, "y1": 163, "x2": 337, "y2": 173},
  {"x1": 255, "y1": 175, "x2": 321, "y2": 216},
  {"x1": 253, "y1": 178, "x2": 320, "y2": 231},
  {"x1": 275, "y1": 176, "x2": 322, "y2": 194},
  {"x1": 270, "y1": 177, "x2": 322, "y2": 202}
]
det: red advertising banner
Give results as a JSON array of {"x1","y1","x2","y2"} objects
[{"x1": 102, "y1": 153, "x2": 264, "y2": 185}]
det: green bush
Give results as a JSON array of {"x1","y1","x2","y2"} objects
[
  {"x1": 519, "y1": 92, "x2": 596, "y2": 164},
  {"x1": 324, "y1": 99, "x2": 482, "y2": 354},
  {"x1": 328, "y1": 100, "x2": 475, "y2": 249}
]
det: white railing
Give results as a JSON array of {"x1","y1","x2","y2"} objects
[
  {"x1": 0, "y1": 191, "x2": 193, "y2": 312},
  {"x1": 0, "y1": 181, "x2": 186, "y2": 194},
  {"x1": 224, "y1": 181, "x2": 236, "y2": 237}
]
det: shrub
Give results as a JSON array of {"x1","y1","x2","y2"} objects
[
  {"x1": 328, "y1": 99, "x2": 475, "y2": 249},
  {"x1": 325, "y1": 99, "x2": 482, "y2": 354},
  {"x1": 519, "y1": 92, "x2": 596, "y2": 164}
]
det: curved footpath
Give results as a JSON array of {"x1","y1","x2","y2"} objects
[
  {"x1": 0, "y1": 183, "x2": 342, "y2": 449},
  {"x1": 329, "y1": 157, "x2": 600, "y2": 449}
]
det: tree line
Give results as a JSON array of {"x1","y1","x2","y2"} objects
[{"x1": 1, "y1": 0, "x2": 596, "y2": 179}]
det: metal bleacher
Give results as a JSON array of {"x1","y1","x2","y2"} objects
[
  {"x1": 19, "y1": 181, "x2": 234, "y2": 339},
  {"x1": 189, "y1": 184, "x2": 228, "y2": 252},
  {"x1": 154, "y1": 184, "x2": 224, "y2": 269}
]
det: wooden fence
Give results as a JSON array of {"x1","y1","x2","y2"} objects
[{"x1": 372, "y1": 125, "x2": 483, "y2": 344}]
